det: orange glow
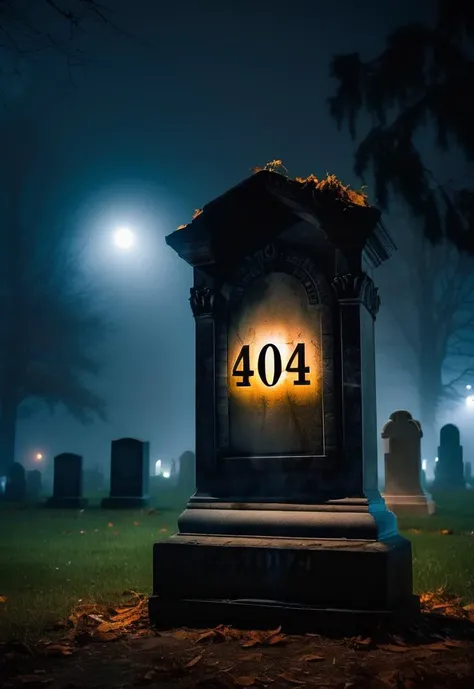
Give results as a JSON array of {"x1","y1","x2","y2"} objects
[{"x1": 228, "y1": 320, "x2": 320, "y2": 406}]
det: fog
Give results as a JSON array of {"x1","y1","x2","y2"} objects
[{"x1": 1, "y1": 0, "x2": 472, "y2": 486}]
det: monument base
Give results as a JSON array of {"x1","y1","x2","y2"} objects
[
  {"x1": 101, "y1": 496, "x2": 149, "y2": 509},
  {"x1": 45, "y1": 497, "x2": 88, "y2": 509},
  {"x1": 383, "y1": 494, "x2": 436, "y2": 517},
  {"x1": 149, "y1": 534, "x2": 418, "y2": 634}
]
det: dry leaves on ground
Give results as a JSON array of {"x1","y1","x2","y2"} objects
[
  {"x1": 170, "y1": 624, "x2": 288, "y2": 649},
  {"x1": 51, "y1": 591, "x2": 149, "y2": 647},
  {"x1": 0, "y1": 595, "x2": 7, "y2": 603},
  {"x1": 420, "y1": 588, "x2": 471, "y2": 620}
]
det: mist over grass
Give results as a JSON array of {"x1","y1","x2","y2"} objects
[{"x1": 1, "y1": 490, "x2": 474, "y2": 642}]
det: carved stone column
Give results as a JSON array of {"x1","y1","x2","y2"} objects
[
  {"x1": 189, "y1": 285, "x2": 217, "y2": 497},
  {"x1": 332, "y1": 273, "x2": 380, "y2": 498}
]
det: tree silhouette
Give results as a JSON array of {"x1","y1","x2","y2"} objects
[
  {"x1": 328, "y1": 0, "x2": 474, "y2": 253},
  {"x1": 0, "y1": 118, "x2": 108, "y2": 474},
  {"x1": 0, "y1": 0, "x2": 131, "y2": 92},
  {"x1": 377, "y1": 221, "x2": 474, "y2": 450}
]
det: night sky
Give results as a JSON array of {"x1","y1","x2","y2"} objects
[{"x1": 5, "y1": 0, "x2": 466, "y2": 476}]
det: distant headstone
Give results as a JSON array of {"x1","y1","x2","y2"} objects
[
  {"x1": 381, "y1": 410, "x2": 435, "y2": 516},
  {"x1": 178, "y1": 451, "x2": 196, "y2": 498},
  {"x1": 4, "y1": 462, "x2": 27, "y2": 501},
  {"x1": 26, "y1": 470, "x2": 43, "y2": 501},
  {"x1": 433, "y1": 424, "x2": 465, "y2": 491},
  {"x1": 46, "y1": 453, "x2": 87, "y2": 508},
  {"x1": 101, "y1": 438, "x2": 150, "y2": 508}
]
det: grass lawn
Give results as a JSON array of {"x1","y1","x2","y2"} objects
[
  {"x1": 0, "y1": 499, "x2": 181, "y2": 641},
  {"x1": 0, "y1": 490, "x2": 473, "y2": 642}
]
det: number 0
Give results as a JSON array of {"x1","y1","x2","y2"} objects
[{"x1": 258, "y1": 344, "x2": 282, "y2": 387}]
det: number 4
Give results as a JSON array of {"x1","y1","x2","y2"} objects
[
  {"x1": 232, "y1": 344, "x2": 254, "y2": 386},
  {"x1": 286, "y1": 342, "x2": 310, "y2": 385}
]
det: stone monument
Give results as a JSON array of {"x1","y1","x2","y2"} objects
[
  {"x1": 101, "y1": 438, "x2": 150, "y2": 508},
  {"x1": 46, "y1": 453, "x2": 87, "y2": 508},
  {"x1": 149, "y1": 170, "x2": 417, "y2": 631},
  {"x1": 381, "y1": 410, "x2": 435, "y2": 516},
  {"x1": 433, "y1": 424, "x2": 465, "y2": 491},
  {"x1": 4, "y1": 462, "x2": 26, "y2": 501}
]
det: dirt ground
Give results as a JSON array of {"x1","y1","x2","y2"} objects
[{"x1": 2, "y1": 595, "x2": 474, "y2": 689}]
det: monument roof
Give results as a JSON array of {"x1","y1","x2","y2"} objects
[{"x1": 166, "y1": 170, "x2": 394, "y2": 268}]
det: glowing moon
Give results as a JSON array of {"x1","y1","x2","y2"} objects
[{"x1": 114, "y1": 227, "x2": 134, "y2": 250}]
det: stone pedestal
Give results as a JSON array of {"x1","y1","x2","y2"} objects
[
  {"x1": 150, "y1": 532, "x2": 416, "y2": 633},
  {"x1": 149, "y1": 170, "x2": 417, "y2": 632}
]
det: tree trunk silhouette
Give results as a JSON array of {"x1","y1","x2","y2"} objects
[{"x1": 0, "y1": 391, "x2": 17, "y2": 476}]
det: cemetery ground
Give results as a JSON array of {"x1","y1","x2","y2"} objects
[{"x1": 1, "y1": 494, "x2": 474, "y2": 688}]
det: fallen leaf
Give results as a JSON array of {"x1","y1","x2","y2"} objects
[
  {"x1": 95, "y1": 630, "x2": 121, "y2": 642},
  {"x1": 299, "y1": 654, "x2": 325, "y2": 662},
  {"x1": 443, "y1": 639, "x2": 466, "y2": 648},
  {"x1": 440, "y1": 529, "x2": 454, "y2": 535},
  {"x1": 159, "y1": 528, "x2": 168, "y2": 532},
  {"x1": 463, "y1": 602, "x2": 474, "y2": 611},
  {"x1": 353, "y1": 636, "x2": 374, "y2": 649},
  {"x1": 107, "y1": 522, "x2": 114, "y2": 527},
  {"x1": 421, "y1": 642, "x2": 454, "y2": 652},
  {"x1": 380, "y1": 644, "x2": 408, "y2": 653},
  {"x1": 195, "y1": 629, "x2": 219, "y2": 644},
  {"x1": 133, "y1": 521, "x2": 140, "y2": 526},
  {"x1": 234, "y1": 677, "x2": 256, "y2": 687},
  {"x1": 186, "y1": 653, "x2": 204, "y2": 667},
  {"x1": 278, "y1": 673, "x2": 306, "y2": 685},
  {"x1": 267, "y1": 634, "x2": 286, "y2": 646},
  {"x1": 376, "y1": 671, "x2": 399, "y2": 688},
  {"x1": 41, "y1": 643, "x2": 74, "y2": 657},
  {"x1": 241, "y1": 633, "x2": 265, "y2": 649},
  {"x1": 171, "y1": 629, "x2": 196, "y2": 641}
]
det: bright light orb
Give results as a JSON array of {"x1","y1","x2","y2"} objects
[
  {"x1": 113, "y1": 227, "x2": 134, "y2": 250},
  {"x1": 35, "y1": 452, "x2": 43, "y2": 461},
  {"x1": 162, "y1": 471, "x2": 170, "y2": 479},
  {"x1": 467, "y1": 384, "x2": 472, "y2": 391},
  {"x1": 466, "y1": 395, "x2": 474, "y2": 407}
]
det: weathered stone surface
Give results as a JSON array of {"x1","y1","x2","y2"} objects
[{"x1": 150, "y1": 170, "x2": 415, "y2": 630}]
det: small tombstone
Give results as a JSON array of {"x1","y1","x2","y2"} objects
[
  {"x1": 381, "y1": 410, "x2": 435, "y2": 516},
  {"x1": 46, "y1": 453, "x2": 87, "y2": 508},
  {"x1": 101, "y1": 438, "x2": 149, "y2": 508},
  {"x1": 433, "y1": 424, "x2": 465, "y2": 492},
  {"x1": 178, "y1": 451, "x2": 196, "y2": 499},
  {"x1": 26, "y1": 470, "x2": 43, "y2": 501},
  {"x1": 4, "y1": 462, "x2": 27, "y2": 501}
]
